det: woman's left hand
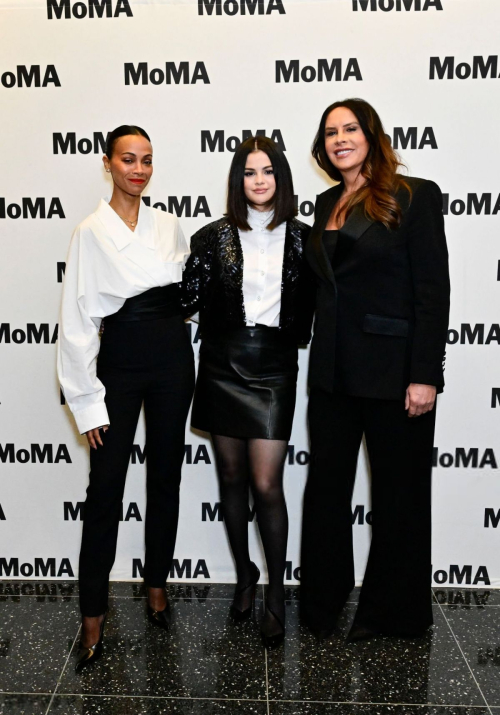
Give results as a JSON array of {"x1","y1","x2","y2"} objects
[{"x1": 405, "y1": 383, "x2": 436, "y2": 418}]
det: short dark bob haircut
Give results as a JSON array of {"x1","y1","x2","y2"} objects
[
  {"x1": 105, "y1": 125, "x2": 151, "y2": 159},
  {"x1": 226, "y1": 136, "x2": 297, "y2": 231}
]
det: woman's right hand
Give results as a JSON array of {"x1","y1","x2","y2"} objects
[{"x1": 86, "y1": 425, "x2": 109, "y2": 450}]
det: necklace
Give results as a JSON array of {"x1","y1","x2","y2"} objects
[{"x1": 116, "y1": 212, "x2": 138, "y2": 228}]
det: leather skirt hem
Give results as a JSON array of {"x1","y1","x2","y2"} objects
[{"x1": 191, "y1": 326, "x2": 298, "y2": 441}]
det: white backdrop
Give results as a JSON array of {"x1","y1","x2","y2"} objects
[{"x1": 1, "y1": 0, "x2": 499, "y2": 589}]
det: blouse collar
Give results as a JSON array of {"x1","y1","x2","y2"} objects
[
  {"x1": 95, "y1": 198, "x2": 154, "y2": 251},
  {"x1": 247, "y1": 206, "x2": 274, "y2": 230}
]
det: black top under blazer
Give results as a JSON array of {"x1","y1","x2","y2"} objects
[
  {"x1": 181, "y1": 216, "x2": 315, "y2": 344},
  {"x1": 307, "y1": 177, "x2": 450, "y2": 400}
]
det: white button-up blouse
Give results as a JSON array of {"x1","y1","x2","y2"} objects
[
  {"x1": 57, "y1": 198, "x2": 189, "y2": 435},
  {"x1": 239, "y1": 207, "x2": 286, "y2": 328}
]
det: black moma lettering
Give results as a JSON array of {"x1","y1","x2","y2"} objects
[
  {"x1": 57, "y1": 262, "x2": 66, "y2": 282},
  {"x1": 392, "y1": 127, "x2": 437, "y2": 150},
  {"x1": 198, "y1": 0, "x2": 285, "y2": 14},
  {"x1": 275, "y1": 59, "x2": 362, "y2": 83},
  {"x1": 1, "y1": 65, "x2": 60, "y2": 88},
  {"x1": 0, "y1": 198, "x2": 65, "y2": 219},
  {"x1": 53, "y1": 132, "x2": 107, "y2": 154},
  {"x1": 353, "y1": 0, "x2": 442, "y2": 9},
  {"x1": 124, "y1": 62, "x2": 210, "y2": 86},
  {"x1": 430, "y1": 56, "x2": 499, "y2": 80},
  {"x1": 200, "y1": 129, "x2": 285, "y2": 152},
  {"x1": 47, "y1": 0, "x2": 133, "y2": 19},
  {"x1": 492, "y1": 389, "x2": 500, "y2": 409},
  {"x1": 484, "y1": 508, "x2": 500, "y2": 528}
]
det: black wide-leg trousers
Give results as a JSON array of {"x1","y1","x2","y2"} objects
[
  {"x1": 301, "y1": 388, "x2": 436, "y2": 636},
  {"x1": 79, "y1": 316, "x2": 195, "y2": 616}
]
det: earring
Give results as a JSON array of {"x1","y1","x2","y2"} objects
[{"x1": 106, "y1": 169, "x2": 110, "y2": 173}]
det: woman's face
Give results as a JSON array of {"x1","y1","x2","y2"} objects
[
  {"x1": 243, "y1": 150, "x2": 276, "y2": 211},
  {"x1": 103, "y1": 135, "x2": 153, "y2": 197},
  {"x1": 324, "y1": 106, "x2": 370, "y2": 178}
]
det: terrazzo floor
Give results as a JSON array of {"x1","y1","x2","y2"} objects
[{"x1": 0, "y1": 582, "x2": 499, "y2": 714}]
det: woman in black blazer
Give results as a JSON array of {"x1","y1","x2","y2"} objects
[
  {"x1": 182, "y1": 136, "x2": 314, "y2": 648},
  {"x1": 300, "y1": 99, "x2": 450, "y2": 641}
]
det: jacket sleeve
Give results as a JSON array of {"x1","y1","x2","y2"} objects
[
  {"x1": 406, "y1": 180, "x2": 450, "y2": 387},
  {"x1": 180, "y1": 225, "x2": 211, "y2": 319},
  {"x1": 297, "y1": 227, "x2": 317, "y2": 344},
  {"x1": 57, "y1": 228, "x2": 110, "y2": 435}
]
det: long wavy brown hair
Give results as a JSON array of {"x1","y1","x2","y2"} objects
[{"x1": 312, "y1": 98, "x2": 411, "y2": 229}]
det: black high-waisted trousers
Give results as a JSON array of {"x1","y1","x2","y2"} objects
[
  {"x1": 78, "y1": 314, "x2": 195, "y2": 616},
  {"x1": 301, "y1": 387, "x2": 436, "y2": 636}
]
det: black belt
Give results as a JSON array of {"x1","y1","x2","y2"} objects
[{"x1": 105, "y1": 284, "x2": 182, "y2": 323}]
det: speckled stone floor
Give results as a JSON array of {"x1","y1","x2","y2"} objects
[{"x1": 0, "y1": 582, "x2": 499, "y2": 714}]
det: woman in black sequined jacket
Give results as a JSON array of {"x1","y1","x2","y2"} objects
[
  {"x1": 181, "y1": 135, "x2": 314, "y2": 649},
  {"x1": 181, "y1": 216, "x2": 314, "y2": 343}
]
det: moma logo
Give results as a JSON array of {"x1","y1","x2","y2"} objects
[
  {"x1": 57, "y1": 262, "x2": 66, "y2": 283},
  {"x1": 442, "y1": 193, "x2": 500, "y2": 216},
  {"x1": 432, "y1": 565, "x2": 490, "y2": 586},
  {"x1": 202, "y1": 502, "x2": 257, "y2": 522},
  {"x1": 0, "y1": 558, "x2": 74, "y2": 578},
  {"x1": 1, "y1": 65, "x2": 60, "y2": 89},
  {"x1": 491, "y1": 389, "x2": 500, "y2": 409},
  {"x1": 434, "y1": 590, "x2": 490, "y2": 607},
  {"x1": 0, "y1": 324, "x2": 59, "y2": 344},
  {"x1": 64, "y1": 501, "x2": 142, "y2": 521},
  {"x1": 142, "y1": 195, "x2": 211, "y2": 218},
  {"x1": 430, "y1": 56, "x2": 500, "y2": 80},
  {"x1": 353, "y1": 0, "x2": 442, "y2": 9},
  {"x1": 132, "y1": 558, "x2": 210, "y2": 579},
  {"x1": 0, "y1": 444, "x2": 71, "y2": 464},
  {"x1": 484, "y1": 509, "x2": 500, "y2": 528},
  {"x1": 433, "y1": 447, "x2": 497, "y2": 470},
  {"x1": 198, "y1": 0, "x2": 285, "y2": 14},
  {"x1": 53, "y1": 132, "x2": 108, "y2": 155},
  {"x1": 0, "y1": 505, "x2": 5, "y2": 521},
  {"x1": 389, "y1": 127, "x2": 437, "y2": 150},
  {"x1": 131, "y1": 443, "x2": 212, "y2": 465},
  {"x1": 0, "y1": 198, "x2": 65, "y2": 219},
  {"x1": 447, "y1": 324, "x2": 500, "y2": 345},
  {"x1": 201, "y1": 129, "x2": 286, "y2": 153},
  {"x1": 125, "y1": 62, "x2": 209, "y2": 86},
  {"x1": 276, "y1": 58, "x2": 362, "y2": 83},
  {"x1": 47, "y1": 0, "x2": 132, "y2": 19}
]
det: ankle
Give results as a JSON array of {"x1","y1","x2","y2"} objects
[{"x1": 147, "y1": 586, "x2": 167, "y2": 611}]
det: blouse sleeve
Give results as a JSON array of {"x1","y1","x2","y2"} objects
[{"x1": 57, "y1": 227, "x2": 110, "y2": 435}]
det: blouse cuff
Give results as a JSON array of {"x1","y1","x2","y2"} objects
[{"x1": 73, "y1": 402, "x2": 110, "y2": 435}]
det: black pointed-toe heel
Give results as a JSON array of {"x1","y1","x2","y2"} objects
[
  {"x1": 147, "y1": 601, "x2": 171, "y2": 630},
  {"x1": 346, "y1": 623, "x2": 378, "y2": 643},
  {"x1": 261, "y1": 606, "x2": 285, "y2": 650},
  {"x1": 230, "y1": 562, "x2": 260, "y2": 621},
  {"x1": 75, "y1": 614, "x2": 107, "y2": 673}
]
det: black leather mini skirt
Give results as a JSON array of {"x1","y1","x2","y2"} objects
[{"x1": 191, "y1": 326, "x2": 299, "y2": 440}]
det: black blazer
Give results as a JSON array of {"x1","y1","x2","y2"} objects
[
  {"x1": 181, "y1": 216, "x2": 315, "y2": 344},
  {"x1": 307, "y1": 177, "x2": 450, "y2": 400}
]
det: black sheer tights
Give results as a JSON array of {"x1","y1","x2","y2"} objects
[{"x1": 211, "y1": 435, "x2": 288, "y2": 623}]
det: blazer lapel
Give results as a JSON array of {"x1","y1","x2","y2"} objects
[
  {"x1": 339, "y1": 202, "x2": 375, "y2": 242},
  {"x1": 309, "y1": 185, "x2": 342, "y2": 285}
]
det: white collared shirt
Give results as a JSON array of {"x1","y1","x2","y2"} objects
[
  {"x1": 57, "y1": 198, "x2": 189, "y2": 434},
  {"x1": 239, "y1": 208, "x2": 286, "y2": 328}
]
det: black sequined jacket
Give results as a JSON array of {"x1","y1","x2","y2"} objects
[{"x1": 181, "y1": 216, "x2": 315, "y2": 344}]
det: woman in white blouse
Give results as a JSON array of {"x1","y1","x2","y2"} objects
[
  {"x1": 58, "y1": 125, "x2": 194, "y2": 670},
  {"x1": 182, "y1": 136, "x2": 314, "y2": 648}
]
